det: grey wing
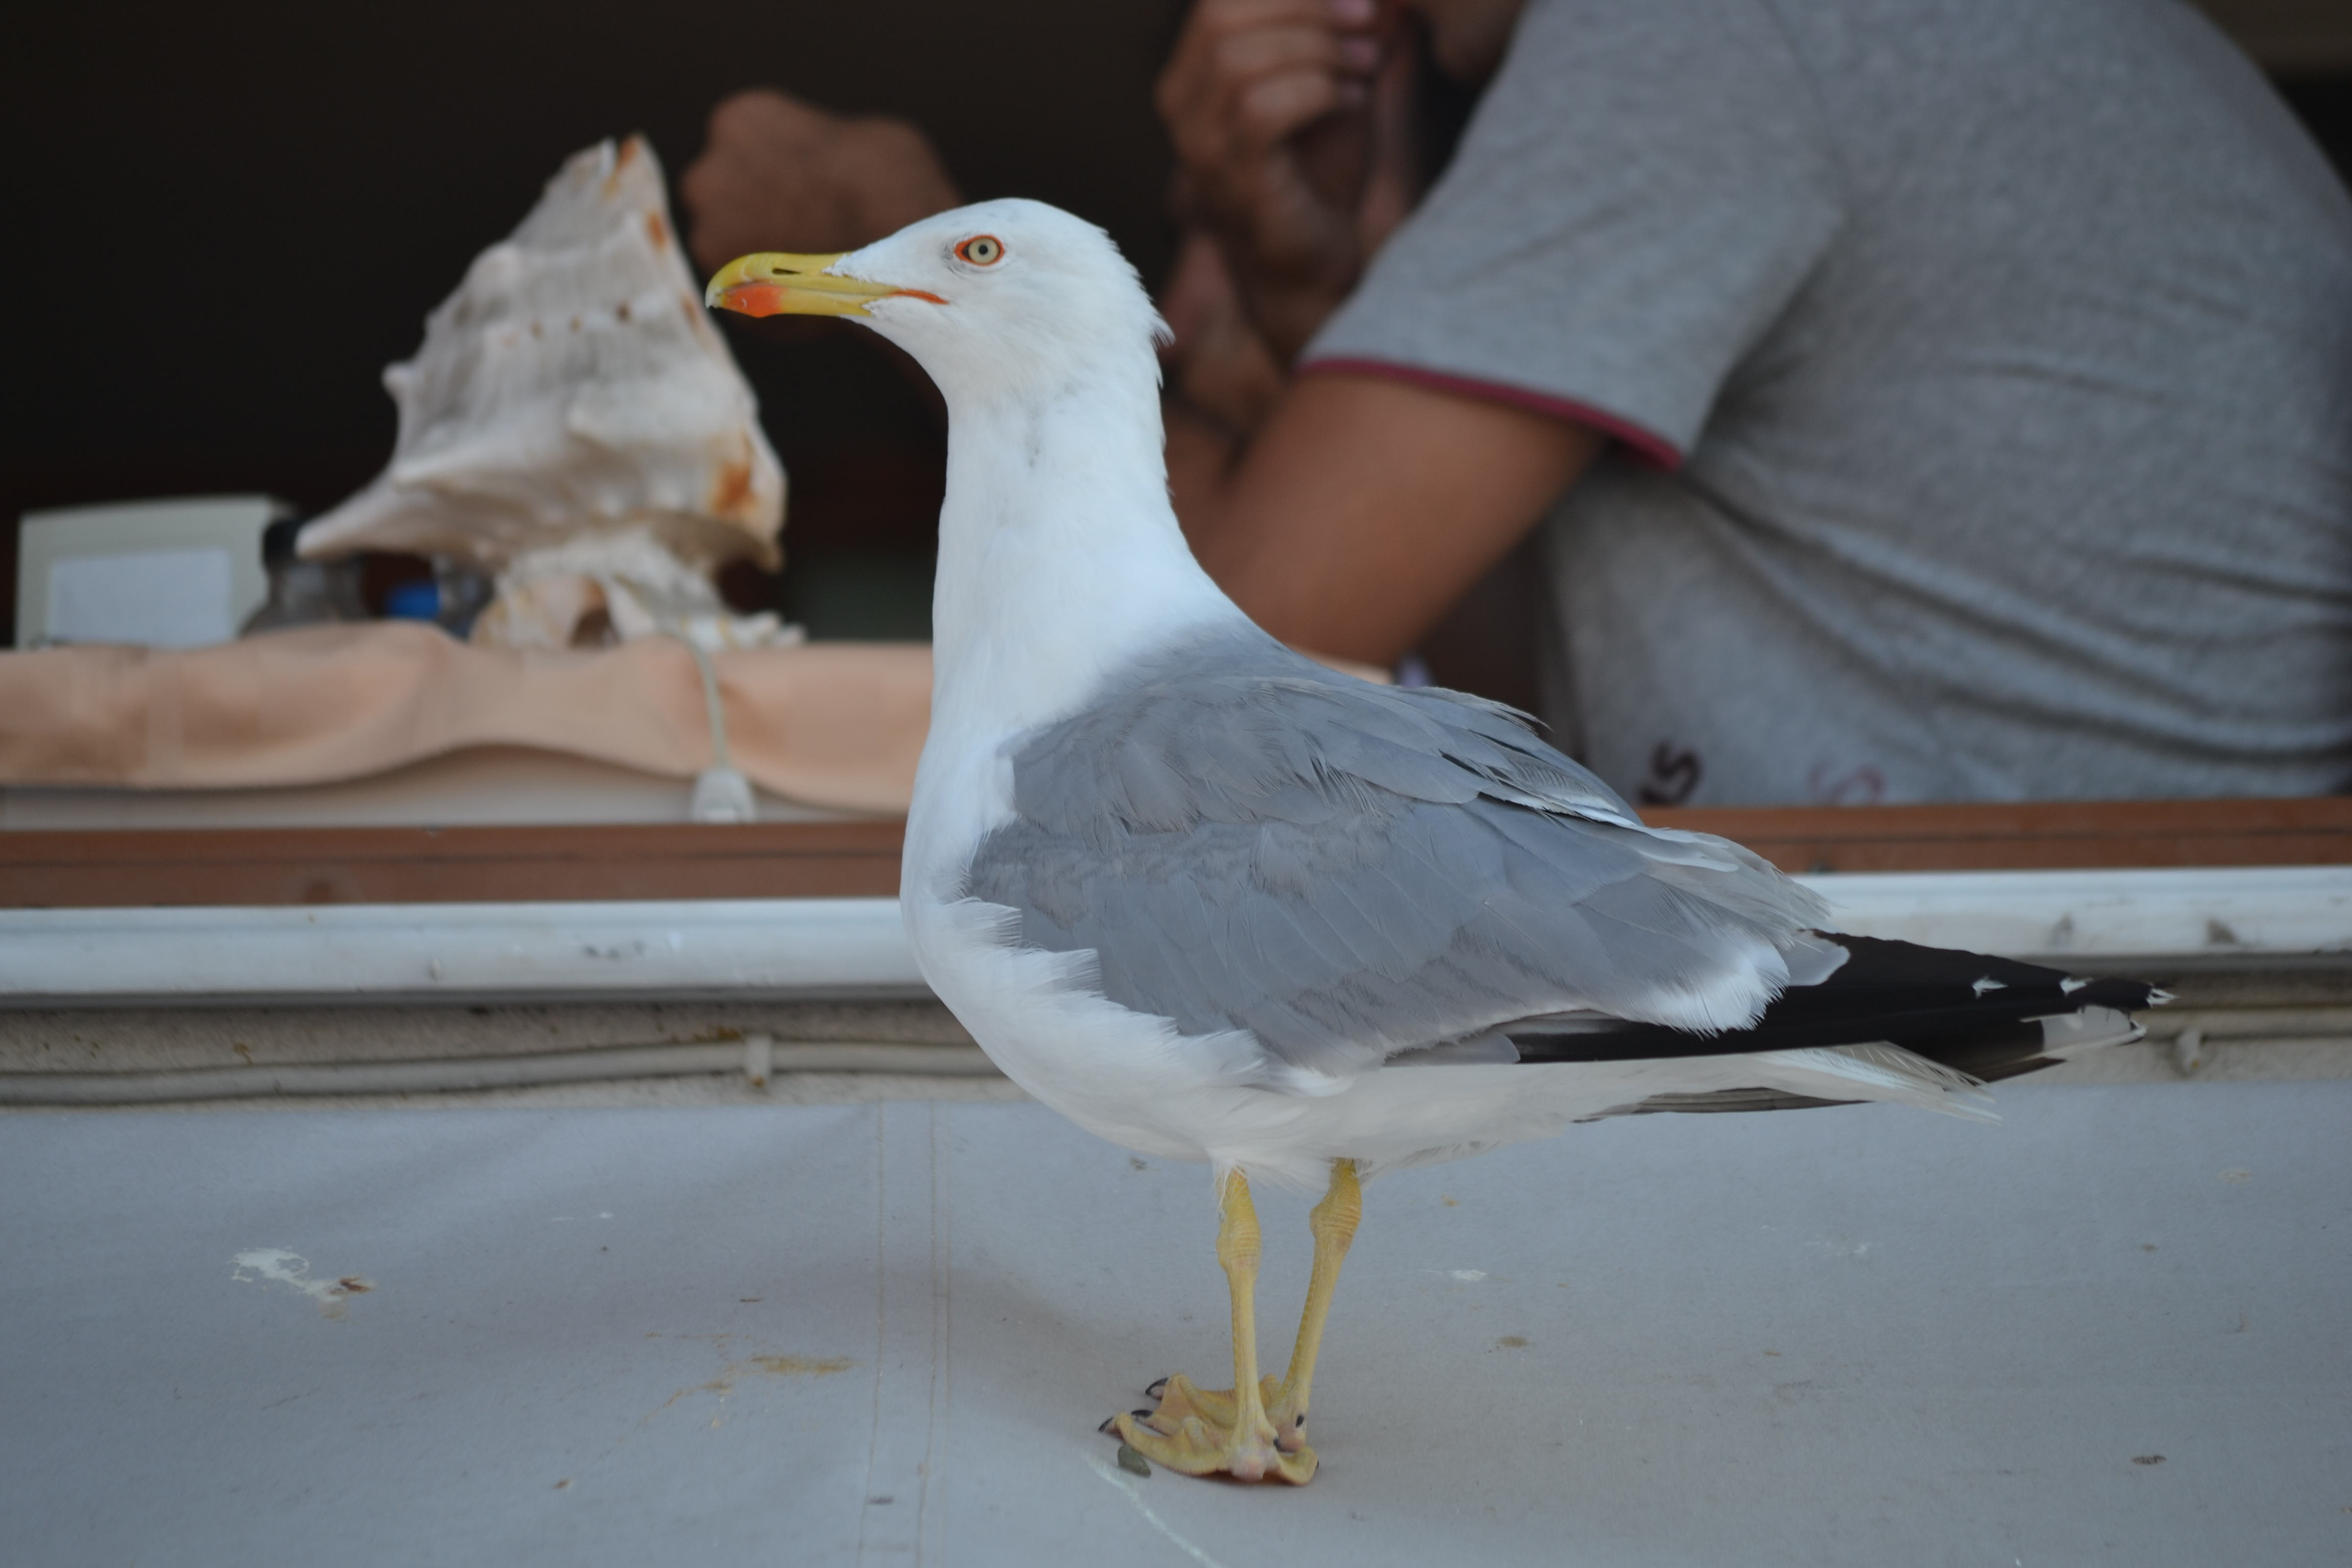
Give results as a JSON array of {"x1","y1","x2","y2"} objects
[{"x1": 961, "y1": 628, "x2": 1833, "y2": 1089}]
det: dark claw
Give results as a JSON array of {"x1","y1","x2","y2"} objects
[
  {"x1": 1133, "y1": 1408, "x2": 1154, "y2": 1419},
  {"x1": 1098, "y1": 1415, "x2": 1120, "y2": 1435},
  {"x1": 1145, "y1": 1376, "x2": 1170, "y2": 1399},
  {"x1": 1294, "y1": 1412, "x2": 1307, "y2": 1427}
]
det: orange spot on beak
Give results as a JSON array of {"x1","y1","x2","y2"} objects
[{"x1": 715, "y1": 282, "x2": 792, "y2": 317}]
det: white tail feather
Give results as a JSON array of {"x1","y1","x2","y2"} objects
[{"x1": 1753, "y1": 1042, "x2": 2001, "y2": 1122}]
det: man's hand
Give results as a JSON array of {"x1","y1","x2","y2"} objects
[
  {"x1": 1158, "y1": 0, "x2": 1418, "y2": 362},
  {"x1": 680, "y1": 89, "x2": 961, "y2": 273}
]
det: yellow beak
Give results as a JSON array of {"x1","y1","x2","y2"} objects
[{"x1": 703, "y1": 252, "x2": 940, "y2": 318}]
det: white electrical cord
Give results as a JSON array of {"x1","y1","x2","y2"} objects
[
  {"x1": 670, "y1": 631, "x2": 756, "y2": 823},
  {"x1": 0, "y1": 1035, "x2": 999, "y2": 1106}
]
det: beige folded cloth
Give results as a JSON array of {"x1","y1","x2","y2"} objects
[{"x1": 0, "y1": 624, "x2": 930, "y2": 814}]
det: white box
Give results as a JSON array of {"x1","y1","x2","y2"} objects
[{"x1": 14, "y1": 494, "x2": 284, "y2": 649}]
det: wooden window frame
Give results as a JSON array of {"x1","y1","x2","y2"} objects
[{"x1": 1, "y1": 798, "x2": 2347, "y2": 909}]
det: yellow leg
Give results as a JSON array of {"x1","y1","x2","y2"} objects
[
  {"x1": 1112, "y1": 1168, "x2": 1314, "y2": 1483},
  {"x1": 1110, "y1": 1161, "x2": 1361, "y2": 1484},
  {"x1": 1269, "y1": 1159, "x2": 1361, "y2": 1448}
]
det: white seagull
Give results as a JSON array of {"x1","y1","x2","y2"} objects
[{"x1": 706, "y1": 201, "x2": 2160, "y2": 1485}]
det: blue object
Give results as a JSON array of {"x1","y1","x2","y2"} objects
[{"x1": 383, "y1": 581, "x2": 440, "y2": 621}]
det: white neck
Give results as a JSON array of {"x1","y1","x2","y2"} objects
[{"x1": 925, "y1": 357, "x2": 1243, "y2": 741}]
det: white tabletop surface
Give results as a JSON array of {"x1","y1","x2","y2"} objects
[{"x1": 4, "y1": 1083, "x2": 2345, "y2": 1566}]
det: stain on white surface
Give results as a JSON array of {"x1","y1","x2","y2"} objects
[
  {"x1": 231, "y1": 1248, "x2": 372, "y2": 1319},
  {"x1": 648, "y1": 1352, "x2": 855, "y2": 1423}
]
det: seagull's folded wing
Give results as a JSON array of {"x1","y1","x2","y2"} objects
[{"x1": 962, "y1": 628, "x2": 1836, "y2": 1092}]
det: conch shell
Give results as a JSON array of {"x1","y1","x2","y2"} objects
[{"x1": 298, "y1": 135, "x2": 790, "y2": 649}]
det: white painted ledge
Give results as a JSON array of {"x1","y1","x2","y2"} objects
[
  {"x1": 0, "y1": 897, "x2": 926, "y2": 1006},
  {"x1": 2, "y1": 866, "x2": 2346, "y2": 1007},
  {"x1": 1801, "y1": 865, "x2": 2352, "y2": 961}
]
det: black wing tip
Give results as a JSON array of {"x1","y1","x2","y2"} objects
[{"x1": 1510, "y1": 933, "x2": 2164, "y2": 1073}]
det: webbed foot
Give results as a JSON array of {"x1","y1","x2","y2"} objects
[{"x1": 1107, "y1": 1371, "x2": 1314, "y2": 1483}]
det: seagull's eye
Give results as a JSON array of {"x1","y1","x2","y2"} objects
[{"x1": 955, "y1": 235, "x2": 1005, "y2": 266}]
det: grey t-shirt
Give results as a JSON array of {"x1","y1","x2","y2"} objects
[{"x1": 1303, "y1": 0, "x2": 2352, "y2": 805}]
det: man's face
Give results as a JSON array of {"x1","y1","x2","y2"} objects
[{"x1": 1410, "y1": 0, "x2": 1528, "y2": 85}]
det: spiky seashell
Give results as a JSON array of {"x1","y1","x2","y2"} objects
[{"x1": 297, "y1": 135, "x2": 785, "y2": 581}]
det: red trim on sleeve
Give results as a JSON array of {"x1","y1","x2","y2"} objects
[{"x1": 1297, "y1": 357, "x2": 1684, "y2": 471}]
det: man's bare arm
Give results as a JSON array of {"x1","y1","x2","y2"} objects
[{"x1": 1170, "y1": 371, "x2": 1600, "y2": 666}]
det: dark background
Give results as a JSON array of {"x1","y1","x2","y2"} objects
[
  {"x1": 3, "y1": 1, "x2": 2348, "y2": 669},
  {"x1": 1, "y1": 0, "x2": 1190, "y2": 646}
]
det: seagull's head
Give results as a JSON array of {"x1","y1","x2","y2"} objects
[{"x1": 704, "y1": 199, "x2": 1165, "y2": 408}]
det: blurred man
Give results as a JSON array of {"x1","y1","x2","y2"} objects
[{"x1": 691, "y1": 1, "x2": 2352, "y2": 806}]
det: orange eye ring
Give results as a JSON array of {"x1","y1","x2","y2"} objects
[{"x1": 955, "y1": 235, "x2": 1006, "y2": 266}]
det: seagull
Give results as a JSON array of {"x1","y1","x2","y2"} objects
[{"x1": 706, "y1": 201, "x2": 2161, "y2": 1485}]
